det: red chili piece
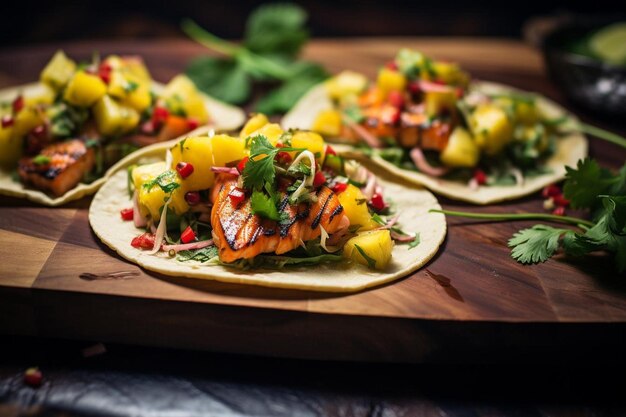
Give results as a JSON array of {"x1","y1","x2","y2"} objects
[
  {"x1": 98, "y1": 63, "x2": 112, "y2": 84},
  {"x1": 187, "y1": 118, "x2": 199, "y2": 130},
  {"x1": 473, "y1": 169, "x2": 487, "y2": 185},
  {"x1": 152, "y1": 106, "x2": 169, "y2": 127},
  {"x1": 237, "y1": 156, "x2": 249, "y2": 174},
  {"x1": 228, "y1": 187, "x2": 246, "y2": 206},
  {"x1": 552, "y1": 206, "x2": 566, "y2": 216},
  {"x1": 180, "y1": 226, "x2": 196, "y2": 244},
  {"x1": 1, "y1": 115, "x2": 14, "y2": 128},
  {"x1": 552, "y1": 194, "x2": 570, "y2": 207},
  {"x1": 176, "y1": 161, "x2": 194, "y2": 179},
  {"x1": 313, "y1": 171, "x2": 326, "y2": 188},
  {"x1": 332, "y1": 182, "x2": 348, "y2": 194},
  {"x1": 275, "y1": 151, "x2": 292, "y2": 165},
  {"x1": 120, "y1": 207, "x2": 134, "y2": 221},
  {"x1": 12, "y1": 95, "x2": 24, "y2": 114},
  {"x1": 370, "y1": 193, "x2": 386, "y2": 212},
  {"x1": 387, "y1": 90, "x2": 405, "y2": 109},
  {"x1": 185, "y1": 191, "x2": 201, "y2": 205},
  {"x1": 326, "y1": 145, "x2": 337, "y2": 156},
  {"x1": 542, "y1": 184, "x2": 561, "y2": 198},
  {"x1": 385, "y1": 61, "x2": 398, "y2": 71},
  {"x1": 131, "y1": 233, "x2": 155, "y2": 249},
  {"x1": 24, "y1": 368, "x2": 42, "y2": 388}
]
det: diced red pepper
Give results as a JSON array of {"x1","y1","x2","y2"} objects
[
  {"x1": 176, "y1": 161, "x2": 194, "y2": 179},
  {"x1": 12, "y1": 95, "x2": 24, "y2": 114},
  {"x1": 152, "y1": 106, "x2": 169, "y2": 126},
  {"x1": 185, "y1": 191, "x2": 201, "y2": 205},
  {"x1": 180, "y1": 226, "x2": 196, "y2": 244},
  {"x1": 237, "y1": 156, "x2": 249, "y2": 174},
  {"x1": 473, "y1": 169, "x2": 487, "y2": 185},
  {"x1": 120, "y1": 207, "x2": 134, "y2": 221},
  {"x1": 326, "y1": 145, "x2": 337, "y2": 156},
  {"x1": 385, "y1": 61, "x2": 398, "y2": 71},
  {"x1": 275, "y1": 151, "x2": 292, "y2": 165},
  {"x1": 1, "y1": 115, "x2": 14, "y2": 128},
  {"x1": 387, "y1": 90, "x2": 405, "y2": 109},
  {"x1": 542, "y1": 184, "x2": 561, "y2": 198},
  {"x1": 313, "y1": 171, "x2": 326, "y2": 188},
  {"x1": 228, "y1": 187, "x2": 246, "y2": 206},
  {"x1": 187, "y1": 117, "x2": 199, "y2": 130},
  {"x1": 553, "y1": 194, "x2": 570, "y2": 207},
  {"x1": 131, "y1": 232, "x2": 156, "y2": 249},
  {"x1": 98, "y1": 63, "x2": 112, "y2": 84},
  {"x1": 331, "y1": 182, "x2": 348, "y2": 194},
  {"x1": 552, "y1": 206, "x2": 566, "y2": 216},
  {"x1": 370, "y1": 193, "x2": 386, "y2": 212},
  {"x1": 24, "y1": 367, "x2": 42, "y2": 388},
  {"x1": 275, "y1": 142, "x2": 285, "y2": 148}
]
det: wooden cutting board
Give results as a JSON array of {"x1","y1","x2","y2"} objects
[{"x1": 1, "y1": 39, "x2": 626, "y2": 362}]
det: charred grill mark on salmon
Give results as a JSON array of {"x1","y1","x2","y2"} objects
[
  {"x1": 211, "y1": 174, "x2": 349, "y2": 263},
  {"x1": 18, "y1": 139, "x2": 95, "y2": 197}
]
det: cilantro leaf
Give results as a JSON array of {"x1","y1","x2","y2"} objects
[
  {"x1": 250, "y1": 190, "x2": 280, "y2": 221},
  {"x1": 243, "y1": 135, "x2": 279, "y2": 190},
  {"x1": 563, "y1": 158, "x2": 615, "y2": 209},
  {"x1": 353, "y1": 244, "x2": 377, "y2": 269},
  {"x1": 143, "y1": 170, "x2": 181, "y2": 194},
  {"x1": 186, "y1": 57, "x2": 251, "y2": 104},
  {"x1": 508, "y1": 225, "x2": 571, "y2": 264},
  {"x1": 244, "y1": 3, "x2": 309, "y2": 58},
  {"x1": 177, "y1": 245, "x2": 219, "y2": 263}
]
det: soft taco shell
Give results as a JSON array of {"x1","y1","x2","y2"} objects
[
  {"x1": 89, "y1": 142, "x2": 447, "y2": 292},
  {"x1": 0, "y1": 81, "x2": 245, "y2": 206},
  {"x1": 282, "y1": 81, "x2": 588, "y2": 205}
]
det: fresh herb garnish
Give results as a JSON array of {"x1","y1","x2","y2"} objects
[
  {"x1": 32, "y1": 155, "x2": 50, "y2": 165},
  {"x1": 177, "y1": 245, "x2": 219, "y2": 263},
  {"x1": 353, "y1": 244, "x2": 376, "y2": 269},
  {"x1": 250, "y1": 190, "x2": 280, "y2": 221},
  {"x1": 183, "y1": 3, "x2": 327, "y2": 112},
  {"x1": 371, "y1": 213, "x2": 387, "y2": 226},
  {"x1": 408, "y1": 233, "x2": 421, "y2": 249},
  {"x1": 124, "y1": 80, "x2": 139, "y2": 93},
  {"x1": 142, "y1": 170, "x2": 181, "y2": 194},
  {"x1": 242, "y1": 135, "x2": 303, "y2": 191}
]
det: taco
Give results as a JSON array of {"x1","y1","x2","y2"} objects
[
  {"x1": 89, "y1": 114, "x2": 446, "y2": 292},
  {"x1": 282, "y1": 49, "x2": 587, "y2": 204},
  {"x1": 0, "y1": 50, "x2": 245, "y2": 206}
]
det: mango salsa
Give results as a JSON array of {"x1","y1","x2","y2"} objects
[
  {"x1": 291, "y1": 131, "x2": 326, "y2": 162},
  {"x1": 325, "y1": 71, "x2": 368, "y2": 100},
  {"x1": 40, "y1": 50, "x2": 76, "y2": 91},
  {"x1": 343, "y1": 229, "x2": 394, "y2": 270},
  {"x1": 170, "y1": 136, "x2": 215, "y2": 191},
  {"x1": 337, "y1": 184, "x2": 377, "y2": 232},
  {"x1": 162, "y1": 75, "x2": 209, "y2": 124},
  {"x1": 93, "y1": 95, "x2": 140, "y2": 137},
  {"x1": 23, "y1": 83, "x2": 56, "y2": 107},
  {"x1": 376, "y1": 67, "x2": 407, "y2": 96},
  {"x1": 133, "y1": 162, "x2": 188, "y2": 219},
  {"x1": 471, "y1": 104, "x2": 513, "y2": 156},
  {"x1": 0, "y1": 124, "x2": 20, "y2": 169},
  {"x1": 63, "y1": 71, "x2": 107, "y2": 107},
  {"x1": 240, "y1": 113, "x2": 269, "y2": 139},
  {"x1": 312, "y1": 109, "x2": 342, "y2": 137},
  {"x1": 211, "y1": 134, "x2": 246, "y2": 167},
  {"x1": 247, "y1": 123, "x2": 284, "y2": 146},
  {"x1": 440, "y1": 127, "x2": 479, "y2": 168}
]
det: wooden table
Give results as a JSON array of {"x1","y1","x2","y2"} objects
[{"x1": 1, "y1": 39, "x2": 625, "y2": 363}]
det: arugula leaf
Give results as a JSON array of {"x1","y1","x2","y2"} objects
[
  {"x1": 244, "y1": 3, "x2": 308, "y2": 58},
  {"x1": 250, "y1": 190, "x2": 280, "y2": 221},
  {"x1": 143, "y1": 170, "x2": 181, "y2": 194},
  {"x1": 508, "y1": 225, "x2": 572, "y2": 264},
  {"x1": 354, "y1": 244, "x2": 377, "y2": 269},
  {"x1": 186, "y1": 57, "x2": 250, "y2": 104}
]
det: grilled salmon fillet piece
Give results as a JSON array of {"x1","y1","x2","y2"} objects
[
  {"x1": 210, "y1": 174, "x2": 348, "y2": 263},
  {"x1": 18, "y1": 139, "x2": 95, "y2": 197}
]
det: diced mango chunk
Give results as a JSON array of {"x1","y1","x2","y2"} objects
[
  {"x1": 247, "y1": 123, "x2": 284, "y2": 146},
  {"x1": 0, "y1": 124, "x2": 21, "y2": 169},
  {"x1": 162, "y1": 75, "x2": 209, "y2": 124},
  {"x1": 240, "y1": 113, "x2": 269, "y2": 139},
  {"x1": 63, "y1": 71, "x2": 107, "y2": 107},
  {"x1": 40, "y1": 50, "x2": 76, "y2": 91},
  {"x1": 376, "y1": 67, "x2": 407, "y2": 96},
  {"x1": 23, "y1": 83, "x2": 56, "y2": 107},
  {"x1": 343, "y1": 229, "x2": 394, "y2": 270},
  {"x1": 12, "y1": 107, "x2": 45, "y2": 140},
  {"x1": 92, "y1": 95, "x2": 140, "y2": 137},
  {"x1": 440, "y1": 127, "x2": 479, "y2": 168},
  {"x1": 291, "y1": 131, "x2": 326, "y2": 162},
  {"x1": 325, "y1": 71, "x2": 368, "y2": 100},
  {"x1": 424, "y1": 88, "x2": 457, "y2": 117},
  {"x1": 211, "y1": 134, "x2": 246, "y2": 167},
  {"x1": 471, "y1": 104, "x2": 514, "y2": 156},
  {"x1": 337, "y1": 184, "x2": 377, "y2": 232},
  {"x1": 312, "y1": 109, "x2": 342, "y2": 137},
  {"x1": 133, "y1": 162, "x2": 188, "y2": 219},
  {"x1": 170, "y1": 136, "x2": 215, "y2": 191},
  {"x1": 433, "y1": 61, "x2": 469, "y2": 86}
]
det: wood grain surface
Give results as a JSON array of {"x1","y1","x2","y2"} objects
[{"x1": 1, "y1": 39, "x2": 625, "y2": 362}]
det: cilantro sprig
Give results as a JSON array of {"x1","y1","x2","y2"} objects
[
  {"x1": 183, "y1": 3, "x2": 327, "y2": 112},
  {"x1": 431, "y1": 158, "x2": 626, "y2": 272}
]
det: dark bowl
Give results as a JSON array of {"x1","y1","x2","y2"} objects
[{"x1": 542, "y1": 18, "x2": 626, "y2": 117}]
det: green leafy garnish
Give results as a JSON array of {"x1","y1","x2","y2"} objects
[
  {"x1": 408, "y1": 233, "x2": 421, "y2": 250},
  {"x1": 250, "y1": 190, "x2": 280, "y2": 221},
  {"x1": 32, "y1": 155, "x2": 50, "y2": 165},
  {"x1": 509, "y1": 225, "x2": 572, "y2": 264},
  {"x1": 177, "y1": 245, "x2": 219, "y2": 263},
  {"x1": 242, "y1": 135, "x2": 303, "y2": 191},
  {"x1": 142, "y1": 170, "x2": 181, "y2": 194},
  {"x1": 354, "y1": 244, "x2": 376, "y2": 269},
  {"x1": 124, "y1": 80, "x2": 139, "y2": 93}
]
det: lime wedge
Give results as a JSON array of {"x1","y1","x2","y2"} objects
[{"x1": 589, "y1": 22, "x2": 626, "y2": 66}]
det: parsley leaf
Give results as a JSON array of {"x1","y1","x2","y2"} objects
[
  {"x1": 250, "y1": 190, "x2": 280, "y2": 221},
  {"x1": 353, "y1": 244, "x2": 377, "y2": 269},
  {"x1": 508, "y1": 225, "x2": 572, "y2": 264}
]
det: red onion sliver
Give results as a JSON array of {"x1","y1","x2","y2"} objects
[
  {"x1": 361, "y1": 172, "x2": 377, "y2": 200},
  {"x1": 210, "y1": 166, "x2": 239, "y2": 175},
  {"x1": 344, "y1": 119, "x2": 383, "y2": 148},
  {"x1": 162, "y1": 239, "x2": 214, "y2": 254},
  {"x1": 390, "y1": 230, "x2": 417, "y2": 242},
  {"x1": 409, "y1": 148, "x2": 450, "y2": 177},
  {"x1": 133, "y1": 190, "x2": 147, "y2": 228}
]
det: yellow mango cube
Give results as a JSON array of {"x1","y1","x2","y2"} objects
[
  {"x1": 440, "y1": 127, "x2": 479, "y2": 168},
  {"x1": 343, "y1": 229, "x2": 394, "y2": 270},
  {"x1": 291, "y1": 131, "x2": 326, "y2": 162},
  {"x1": 40, "y1": 50, "x2": 76, "y2": 91},
  {"x1": 63, "y1": 71, "x2": 107, "y2": 107},
  {"x1": 337, "y1": 184, "x2": 377, "y2": 232},
  {"x1": 133, "y1": 163, "x2": 188, "y2": 219},
  {"x1": 424, "y1": 89, "x2": 457, "y2": 117},
  {"x1": 312, "y1": 109, "x2": 342, "y2": 137},
  {"x1": 211, "y1": 134, "x2": 246, "y2": 167},
  {"x1": 93, "y1": 95, "x2": 140, "y2": 137},
  {"x1": 162, "y1": 75, "x2": 209, "y2": 123},
  {"x1": 325, "y1": 71, "x2": 368, "y2": 100},
  {"x1": 376, "y1": 67, "x2": 407, "y2": 96},
  {"x1": 248, "y1": 123, "x2": 284, "y2": 146},
  {"x1": 471, "y1": 104, "x2": 514, "y2": 156},
  {"x1": 170, "y1": 136, "x2": 215, "y2": 191},
  {"x1": 240, "y1": 114, "x2": 269, "y2": 139},
  {"x1": 23, "y1": 83, "x2": 56, "y2": 107},
  {"x1": 0, "y1": 125, "x2": 21, "y2": 169},
  {"x1": 432, "y1": 61, "x2": 469, "y2": 86},
  {"x1": 12, "y1": 107, "x2": 44, "y2": 140}
]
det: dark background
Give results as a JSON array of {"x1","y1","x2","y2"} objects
[{"x1": 3, "y1": 0, "x2": 625, "y2": 46}]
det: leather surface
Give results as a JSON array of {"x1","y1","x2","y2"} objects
[{"x1": 0, "y1": 337, "x2": 625, "y2": 417}]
